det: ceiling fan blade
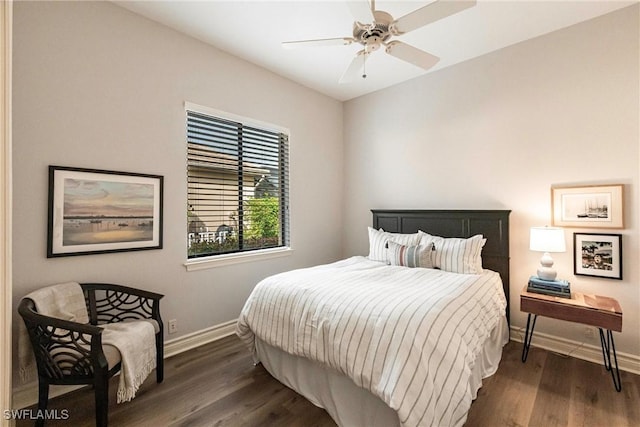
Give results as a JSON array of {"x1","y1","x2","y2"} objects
[
  {"x1": 339, "y1": 51, "x2": 367, "y2": 84},
  {"x1": 282, "y1": 37, "x2": 355, "y2": 49},
  {"x1": 385, "y1": 41, "x2": 439, "y2": 70},
  {"x1": 392, "y1": 0, "x2": 476, "y2": 35},
  {"x1": 346, "y1": 0, "x2": 374, "y2": 23}
]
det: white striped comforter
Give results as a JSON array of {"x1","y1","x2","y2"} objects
[{"x1": 236, "y1": 256, "x2": 507, "y2": 427}]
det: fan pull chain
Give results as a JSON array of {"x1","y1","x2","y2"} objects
[{"x1": 362, "y1": 53, "x2": 367, "y2": 79}]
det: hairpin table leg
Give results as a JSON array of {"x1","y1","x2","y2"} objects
[
  {"x1": 521, "y1": 313, "x2": 537, "y2": 363},
  {"x1": 599, "y1": 328, "x2": 622, "y2": 392}
]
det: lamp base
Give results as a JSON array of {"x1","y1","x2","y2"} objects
[
  {"x1": 537, "y1": 266, "x2": 557, "y2": 281},
  {"x1": 537, "y1": 252, "x2": 557, "y2": 281}
]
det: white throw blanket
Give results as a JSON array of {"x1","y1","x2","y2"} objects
[{"x1": 102, "y1": 321, "x2": 156, "y2": 403}]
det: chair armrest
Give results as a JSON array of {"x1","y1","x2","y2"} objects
[
  {"x1": 81, "y1": 283, "x2": 164, "y2": 327},
  {"x1": 18, "y1": 298, "x2": 109, "y2": 381}
]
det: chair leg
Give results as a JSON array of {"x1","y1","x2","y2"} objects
[
  {"x1": 156, "y1": 333, "x2": 164, "y2": 383},
  {"x1": 94, "y1": 374, "x2": 109, "y2": 427},
  {"x1": 35, "y1": 380, "x2": 49, "y2": 427}
]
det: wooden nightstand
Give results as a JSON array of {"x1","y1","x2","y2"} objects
[{"x1": 520, "y1": 286, "x2": 623, "y2": 391}]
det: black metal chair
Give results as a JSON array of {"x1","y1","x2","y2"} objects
[{"x1": 18, "y1": 283, "x2": 164, "y2": 427}]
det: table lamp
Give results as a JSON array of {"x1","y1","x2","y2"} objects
[{"x1": 530, "y1": 226, "x2": 566, "y2": 281}]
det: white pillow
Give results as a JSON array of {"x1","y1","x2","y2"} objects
[
  {"x1": 419, "y1": 231, "x2": 486, "y2": 274},
  {"x1": 368, "y1": 227, "x2": 421, "y2": 263},
  {"x1": 418, "y1": 232, "x2": 444, "y2": 250},
  {"x1": 388, "y1": 241, "x2": 435, "y2": 268}
]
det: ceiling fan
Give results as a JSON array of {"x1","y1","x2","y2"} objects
[{"x1": 282, "y1": 0, "x2": 476, "y2": 83}]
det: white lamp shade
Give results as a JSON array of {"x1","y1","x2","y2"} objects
[{"x1": 529, "y1": 226, "x2": 566, "y2": 253}]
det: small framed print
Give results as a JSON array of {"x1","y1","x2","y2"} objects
[
  {"x1": 574, "y1": 233, "x2": 622, "y2": 280},
  {"x1": 48, "y1": 166, "x2": 163, "y2": 257},
  {"x1": 552, "y1": 184, "x2": 624, "y2": 228}
]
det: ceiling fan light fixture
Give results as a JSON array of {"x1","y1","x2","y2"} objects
[{"x1": 283, "y1": 0, "x2": 477, "y2": 82}]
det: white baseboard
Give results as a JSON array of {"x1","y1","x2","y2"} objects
[
  {"x1": 509, "y1": 325, "x2": 640, "y2": 375},
  {"x1": 13, "y1": 319, "x2": 239, "y2": 410},
  {"x1": 164, "y1": 319, "x2": 237, "y2": 358}
]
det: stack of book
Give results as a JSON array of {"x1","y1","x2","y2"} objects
[{"x1": 527, "y1": 276, "x2": 571, "y2": 298}]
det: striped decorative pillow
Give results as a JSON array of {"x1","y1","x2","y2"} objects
[
  {"x1": 367, "y1": 227, "x2": 421, "y2": 263},
  {"x1": 419, "y1": 232, "x2": 486, "y2": 274},
  {"x1": 388, "y1": 241, "x2": 435, "y2": 268}
]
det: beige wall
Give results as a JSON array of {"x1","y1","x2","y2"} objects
[
  {"x1": 11, "y1": 0, "x2": 343, "y2": 381},
  {"x1": 11, "y1": 0, "x2": 639, "y2": 394},
  {"x1": 343, "y1": 5, "x2": 639, "y2": 357}
]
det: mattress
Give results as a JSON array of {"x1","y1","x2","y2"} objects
[{"x1": 237, "y1": 256, "x2": 508, "y2": 427}]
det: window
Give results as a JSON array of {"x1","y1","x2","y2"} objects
[{"x1": 186, "y1": 105, "x2": 289, "y2": 259}]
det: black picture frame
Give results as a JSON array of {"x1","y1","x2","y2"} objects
[
  {"x1": 573, "y1": 232, "x2": 622, "y2": 280},
  {"x1": 48, "y1": 166, "x2": 163, "y2": 257}
]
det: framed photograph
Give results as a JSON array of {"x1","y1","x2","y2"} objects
[
  {"x1": 573, "y1": 233, "x2": 622, "y2": 280},
  {"x1": 552, "y1": 184, "x2": 624, "y2": 228},
  {"x1": 48, "y1": 166, "x2": 163, "y2": 257}
]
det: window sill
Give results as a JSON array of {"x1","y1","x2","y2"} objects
[{"x1": 184, "y1": 247, "x2": 293, "y2": 271}]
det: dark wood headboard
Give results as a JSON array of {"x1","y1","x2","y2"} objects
[{"x1": 372, "y1": 209, "x2": 511, "y2": 322}]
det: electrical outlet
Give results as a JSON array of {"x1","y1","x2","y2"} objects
[
  {"x1": 584, "y1": 326, "x2": 595, "y2": 339},
  {"x1": 168, "y1": 319, "x2": 178, "y2": 334}
]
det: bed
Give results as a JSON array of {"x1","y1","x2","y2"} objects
[{"x1": 237, "y1": 209, "x2": 511, "y2": 427}]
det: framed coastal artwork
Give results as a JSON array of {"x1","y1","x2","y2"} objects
[
  {"x1": 48, "y1": 166, "x2": 163, "y2": 257},
  {"x1": 551, "y1": 184, "x2": 624, "y2": 229},
  {"x1": 574, "y1": 233, "x2": 622, "y2": 280}
]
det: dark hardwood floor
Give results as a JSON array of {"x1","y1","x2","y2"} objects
[
  {"x1": 17, "y1": 336, "x2": 640, "y2": 427},
  {"x1": 466, "y1": 340, "x2": 640, "y2": 427}
]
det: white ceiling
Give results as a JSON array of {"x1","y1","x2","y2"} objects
[{"x1": 115, "y1": 0, "x2": 635, "y2": 101}]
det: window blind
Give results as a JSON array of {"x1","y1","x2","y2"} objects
[{"x1": 186, "y1": 109, "x2": 289, "y2": 258}]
